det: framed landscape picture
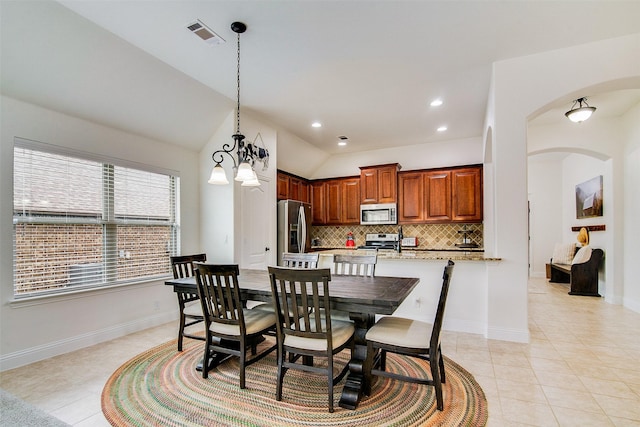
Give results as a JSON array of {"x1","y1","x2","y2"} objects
[{"x1": 575, "y1": 175, "x2": 603, "y2": 218}]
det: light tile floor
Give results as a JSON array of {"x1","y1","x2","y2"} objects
[{"x1": 1, "y1": 277, "x2": 639, "y2": 426}]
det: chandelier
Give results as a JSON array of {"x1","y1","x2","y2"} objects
[
  {"x1": 208, "y1": 21, "x2": 269, "y2": 187},
  {"x1": 565, "y1": 97, "x2": 596, "y2": 123}
]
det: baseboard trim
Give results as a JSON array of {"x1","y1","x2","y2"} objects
[
  {"x1": 445, "y1": 318, "x2": 487, "y2": 336},
  {"x1": 623, "y1": 296, "x2": 640, "y2": 314},
  {"x1": 0, "y1": 311, "x2": 176, "y2": 372},
  {"x1": 487, "y1": 326, "x2": 530, "y2": 343}
]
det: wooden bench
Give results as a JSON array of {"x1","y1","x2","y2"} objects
[{"x1": 549, "y1": 248, "x2": 604, "y2": 297}]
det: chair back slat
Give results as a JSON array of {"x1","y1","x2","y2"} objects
[
  {"x1": 333, "y1": 254, "x2": 377, "y2": 277},
  {"x1": 269, "y1": 267, "x2": 332, "y2": 341},
  {"x1": 170, "y1": 253, "x2": 207, "y2": 279},
  {"x1": 282, "y1": 252, "x2": 319, "y2": 268},
  {"x1": 430, "y1": 260, "x2": 455, "y2": 350},
  {"x1": 194, "y1": 263, "x2": 245, "y2": 332}
]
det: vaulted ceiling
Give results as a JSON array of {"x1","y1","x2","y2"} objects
[{"x1": 2, "y1": 1, "x2": 639, "y2": 154}]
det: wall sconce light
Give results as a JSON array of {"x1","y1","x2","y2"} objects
[
  {"x1": 565, "y1": 97, "x2": 596, "y2": 123},
  {"x1": 208, "y1": 21, "x2": 269, "y2": 187}
]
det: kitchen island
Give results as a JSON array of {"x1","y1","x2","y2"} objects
[{"x1": 315, "y1": 248, "x2": 501, "y2": 337}]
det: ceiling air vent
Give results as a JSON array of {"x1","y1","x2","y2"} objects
[{"x1": 186, "y1": 19, "x2": 225, "y2": 46}]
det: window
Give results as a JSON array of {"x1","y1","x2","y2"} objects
[{"x1": 13, "y1": 138, "x2": 179, "y2": 297}]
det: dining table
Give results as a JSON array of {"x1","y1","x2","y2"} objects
[{"x1": 165, "y1": 268, "x2": 419, "y2": 410}]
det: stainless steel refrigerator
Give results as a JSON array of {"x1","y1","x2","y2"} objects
[{"x1": 277, "y1": 200, "x2": 312, "y2": 266}]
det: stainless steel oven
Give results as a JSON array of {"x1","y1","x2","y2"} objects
[{"x1": 357, "y1": 233, "x2": 399, "y2": 250}]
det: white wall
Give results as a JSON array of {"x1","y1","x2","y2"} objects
[
  {"x1": 622, "y1": 103, "x2": 640, "y2": 312},
  {"x1": 200, "y1": 112, "x2": 236, "y2": 263},
  {"x1": 276, "y1": 130, "x2": 330, "y2": 179},
  {"x1": 0, "y1": 96, "x2": 201, "y2": 370},
  {"x1": 527, "y1": 154, "x2": 564, "y2": 277}
]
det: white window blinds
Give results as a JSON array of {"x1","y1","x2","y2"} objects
[{"x1": 13, "y1": 140, "x2": 179, "y2": 296}]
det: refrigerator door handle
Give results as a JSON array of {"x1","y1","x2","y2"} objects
[{"x1": 298, "y1": 205, "x2": 306, "y2": 253}]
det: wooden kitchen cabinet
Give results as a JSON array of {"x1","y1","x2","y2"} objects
[
  {"x1": 289, "y1": 176, "x2": 310, "y2": 203},
  {"x1": 325, "y1": 179, "x2": 343, "y2": 224},
  {"x1": 300, "y1": 181, "x2": 310, "y2": 204},
  {"x1": 360, "y1": 164, "x2": 400, "y2": 204},
  {"x1": 277, "y1": 172, "x2": 290, "y2": 200},
  {"x1": 424, "y1": 170, "x2": 452, "y2": 222},
  {"x1": 398, "y1": 165, "x2": 482, "y2": 224},
  {"x1": 311, "y1": 181, "x2": 327, "y2": 225},
  {"x1": 311, "y1": 177, "x2": 359, "y2": 225},
  {"x1": 277, "y1": 170, "x2": 310, "y2": 203},
  {"x1": 341, "y1": 178, "x2": 361, "y2": 224},
  {"x1": 398, "y1": 172, "x2": 425, "y2": 223},
  {"x1": 451, "y1": 167, "x2": 482, "y2": 222}
]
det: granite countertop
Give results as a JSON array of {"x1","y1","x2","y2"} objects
[{"x1": 313, "y1": 248, "x2": 501, "y2": 261}]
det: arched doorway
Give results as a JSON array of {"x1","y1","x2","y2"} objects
[{"x1": 526, "y1": 88, "x2": 638, "y2": 304}]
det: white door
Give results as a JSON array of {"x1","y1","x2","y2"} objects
[{"x1": 240, "y1": 175, "x2": 274, "y2": 269}]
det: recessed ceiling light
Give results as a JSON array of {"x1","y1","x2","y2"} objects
[
  {"x1": 430, "y1": 99, "x2": 443, "y2": 107},
  {"x1": 311, "y1": 122, "x2": 322, "y2": 128},
  {"x1": 437, "y1": 126, "x2": 447, "y2": 132},
  {"x1": 338, "y1": 141, "x2": 347, "y2": 146}
]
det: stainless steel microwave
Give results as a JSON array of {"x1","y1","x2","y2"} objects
[{"x1": 360, "y1": 203, "x2": 397, "y2": 225}]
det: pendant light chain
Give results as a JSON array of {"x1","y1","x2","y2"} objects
[
  {"x1": 235, "y1": 30, "x2": 241, "y2": 135},
  {"x1": 208, "y1": 21, "x2": 268, "y2": 186}
]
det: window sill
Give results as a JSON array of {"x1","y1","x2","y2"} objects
[{"x1": 8, "y1": 276, "x2": 172, "y2": 308}]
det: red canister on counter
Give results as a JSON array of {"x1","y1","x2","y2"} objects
[{"x1": 346, "y1": 232, "x2": 356, "y2": 247}]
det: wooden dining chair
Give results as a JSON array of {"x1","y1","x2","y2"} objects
[
  {"x1": 331, "y1": 253, "x2": 378, "y2": 321},
  {"x1": 365, "y1": 260, "x2": 455, "y2": 411},
  {"x1": 333, "y1": 253, "x2": 377, "y2": 277},
  {"x1": 282, "y1": 252, "x2": 319, "y2": 268},
  {"x1": 268, "y1": 266, "x2": 355, "y2": 413},
  {"x1": 194, "y1": 263, "x2": 277, "y2": 388},
  {"x1": 170, "y1": 253, "x2": 207, "y2": 351}
]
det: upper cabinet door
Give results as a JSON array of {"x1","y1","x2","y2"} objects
[
  {"x1": 341, "y1": 178, "x2": 361, "y2": 224},
  {"x1": 398, "y1": 172, "x2": 425, "y2": 223},
  {"x1": 289, "y1": 176, "x2": 302, "y2": 201},
  {"x1": 299, "y1": 181, "x2": 310, "y2": 204},
  {"x1": 424, "y1": 171, "x2": 452, "y2": 222},
  {"x1": 452, "y1": 167, "x2": 483, "y2": 222},
  {"x1": 311, "y1": 181, "x2": 326, "y2": 225},
  {"x1": 277, "y1": 173, "x2": 290, "y2": 200},
  {"x1": 360, "y1": 163, "x2": 400, "y2": 204},
  {"x1": 325, "y1": 180, "x2": 343, "y2": 224},
  {"x1": 360, "y1": 168, "x2": 378, "y2": 204},
  {"x1": 377, "y1": 165, "x2": 398, "y2": 203}
]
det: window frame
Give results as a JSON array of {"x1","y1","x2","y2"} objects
[{"x1": 12, "y1": 137, "x2": 181, "y2": 298}]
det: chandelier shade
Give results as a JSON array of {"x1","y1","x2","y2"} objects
[
  {"x1": 208, "y1": 22, "x2": 269, "y2": 186},
  {"x1": 208, "y1": 164, "x2": 229, "y2": 185},
  {"x1": 565, "y1": 97, "x2": 596, "y2": 123},
  {"x1": 241, "y1": 170, "x2": 261, "y2": 187},
  {"x1": 235, "y1": 161, "x2": 255, "y2": 182}
]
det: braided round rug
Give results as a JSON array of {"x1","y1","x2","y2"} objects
[{"x1": 102, "y1": 339, "x2": 487, "y2": 427}]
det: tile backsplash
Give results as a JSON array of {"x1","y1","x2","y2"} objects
[{"x1": 311, "y1": 223, "x2": 483, "y2": 250}]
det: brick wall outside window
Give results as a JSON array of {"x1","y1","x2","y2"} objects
[{"x1": 13, "y1": 139, "x2": 179, "y2": 297}]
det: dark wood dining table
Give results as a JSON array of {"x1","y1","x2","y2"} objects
[{"x1": 165, "y1": 268, "x2": 419, "y2": 410}]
